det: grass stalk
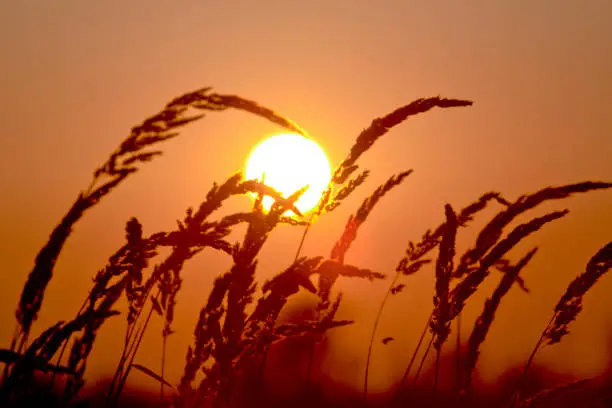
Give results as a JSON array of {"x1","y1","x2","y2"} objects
[
  {"x1": 161, "y1": 334, "x2": 167, "y2": 401},
  {"x1": 111, "y1": 295, "x2": 158, "y2": 407},
  {"x1": 363, "y1": 274, "x2": 400, "y2": 401},
  {"x1": 414, "y1": 333, "x2": 434, "y2": 386},
  {"x1": 455, "y1": 311, "x2": 461, "y2": 393},
  {"x1": 399, "y1": 314, "x2": 432, "y2": 389}
]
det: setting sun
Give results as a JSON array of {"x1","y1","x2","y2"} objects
[{"x1": 244, "y1": 133, "x2": 332, "y2": 213}]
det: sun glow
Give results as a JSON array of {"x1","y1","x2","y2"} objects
[{"x1": 245, "y1": 133, "x2": 332, "y2": 214}]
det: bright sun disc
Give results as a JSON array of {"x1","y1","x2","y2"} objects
[{"x1": 245, "y1": 133, "x2": 331, "y2": 214}]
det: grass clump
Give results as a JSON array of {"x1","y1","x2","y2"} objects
[{"x1": 1, "y1": 84, "x2": 610, "y2": 408}]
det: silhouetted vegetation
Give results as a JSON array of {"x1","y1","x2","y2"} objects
[{"x1": 1, "y1": 86, "x2": 610, "y2": 408}]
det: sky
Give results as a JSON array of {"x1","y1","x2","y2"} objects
[{"x1": 1, "y1": 0, "x2": 611, "y2": 396}]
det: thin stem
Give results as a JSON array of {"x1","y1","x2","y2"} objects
[
  {"x1": 106, "y1": 286, "x2": 158, "y2": 404},
  {"x1": 414, "y1": 334, "x2": 434, "y2": 386},
  {"x1": 510, "y1": 313, "x2": 557, "y2": 406},
  {"x1": 294, "y1": 222, "x2": 312, "y2": 262},
  {"x1": 455, "y1": 311, "x2": 462, "y2": 392},
  {"x1": 107, "y1": 327, "x2": 136, "y2": 399},
  {"x1": 293, "y1": 213, "x2": 316, "y2": 389},
  {"x1": 105, "y1": 287, "x2": 160, "y2": 407},
  {"x1": 400, "y1": 313, "x2": 432, "y2": 388},
  {"x1": 47, "y1": 297, "x2": 89, "y2": 395},
  {"x1": 522, "y1": 314, "x2": 555, "y2": 377},
  {"x1": 363, "y1": 273, "x2": 400, "y2": 401},
  {"x1": 161, "y1": 334, "x2": 167, "y2": 401},
  {"x1": 112, "y1": 298, "x2": 157, "y2": 407}
]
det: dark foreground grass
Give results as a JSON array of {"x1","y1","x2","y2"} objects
[{"x1": 0, "y1": 85, "x2": 610, "y2": 408}]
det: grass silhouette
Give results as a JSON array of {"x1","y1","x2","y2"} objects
[{"x1": 1, "y1": 85, "x2": 610, "y2": 408}]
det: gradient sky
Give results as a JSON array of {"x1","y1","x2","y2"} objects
[{"x1": 1, "y1": 0, "x2": 611, "y2": 395}]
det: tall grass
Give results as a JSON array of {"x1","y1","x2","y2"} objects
[{"x1": 1, "y1": 84, "x2": 611, "y2": 408}]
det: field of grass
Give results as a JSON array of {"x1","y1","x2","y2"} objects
[{"x1": 1, "y1": 86, "x2": 610, "y2": 408}]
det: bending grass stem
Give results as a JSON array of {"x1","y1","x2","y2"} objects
[
  {"x1": 112, "y1": 295, "x2": 158, "y2": 407},
  {"x1": 48, "y1": 296, "x2": 89, "y2": 394},
  {"x1": 363, "y1": 273, "x2": 400, "y2": 401},
  {"x1": 510, "y1": 313, "x2": 557, "y2": 406},
  {"x1": 106, "y1": 287, "x2": 160, "y2": 406},
  {"x1": 414, "y1": 334, "x2": 434, "y2": 386},
  {"x1": 400, "y1": 313, "x2": 432, "y2": 388}
]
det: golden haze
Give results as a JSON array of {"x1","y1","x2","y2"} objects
[{"x1": 0, "y1": 0, "x2": 611, "y2": 396}]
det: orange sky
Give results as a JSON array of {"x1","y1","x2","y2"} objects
[{"x1": 1, "y1": 0, "x2": 611, "y2": 395}]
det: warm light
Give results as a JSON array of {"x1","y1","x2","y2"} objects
[{"x1": 245, "y1": 133, "x2": 331, "y2": 214}]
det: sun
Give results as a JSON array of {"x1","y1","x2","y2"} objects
[{"x1": 245, "y1": 133, "x2": 332, "y2": 214}]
